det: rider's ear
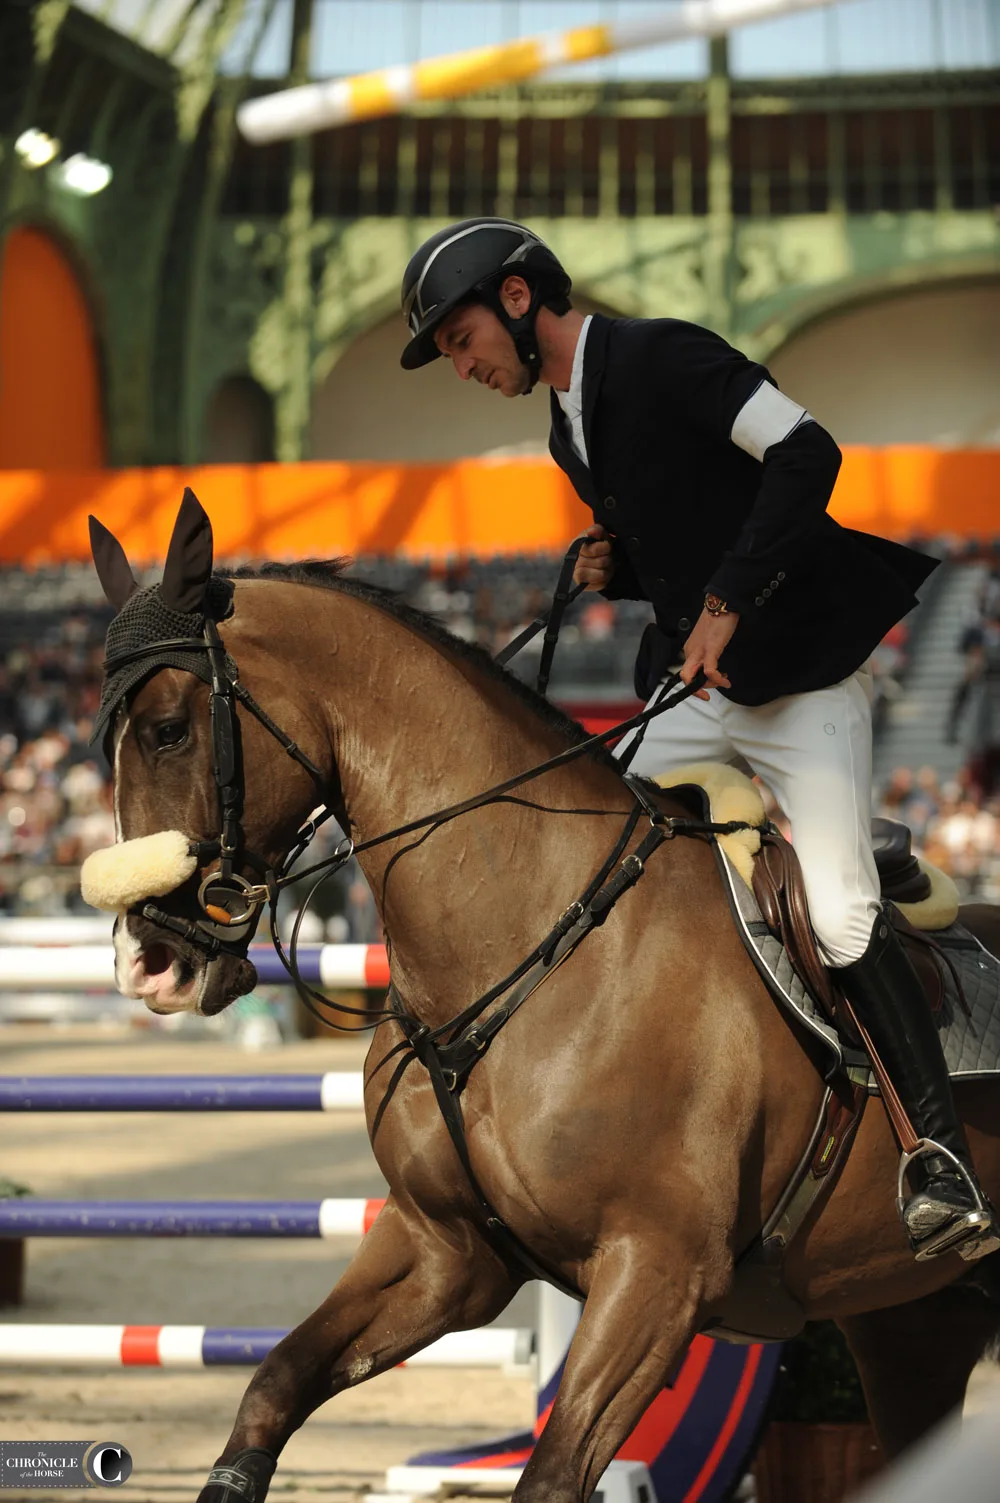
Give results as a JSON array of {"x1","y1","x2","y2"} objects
[
  {"x1": 89, "y1": 516, "x2": 139, "y2": 610},
  {"x1": 160, "y1": 488, "x2": 214, "y2": 614},
  {"x1": 499, "y1": 275, "x2": 531, "y2": 319}
]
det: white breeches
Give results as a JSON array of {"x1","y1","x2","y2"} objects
[{"x1": 616, "y1": 666, "x2": 881, "y2": 968}]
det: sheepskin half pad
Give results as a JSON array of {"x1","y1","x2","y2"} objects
[
  {"x1": 81, "y1": 830, "x2": 197, "y2": 912},
  {"x1": 652, "y1": 760, "x2": 957, "y2": 930}
]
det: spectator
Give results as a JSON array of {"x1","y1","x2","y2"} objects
[{"x1": 8, "y1": 545, "x2": 998, "y2": 922}]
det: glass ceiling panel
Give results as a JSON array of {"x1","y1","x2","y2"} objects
[{"x1": 72, "y1": 0, "x2": 1000, "y2": 79}]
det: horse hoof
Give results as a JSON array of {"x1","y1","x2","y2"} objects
[{"x1": 197, "y1": 1448, "x2": 277, "y2": 1502}]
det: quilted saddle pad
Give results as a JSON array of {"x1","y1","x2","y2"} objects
[{"x1": 714, "y1": 844, "x2": 1000, "y2": 1085}]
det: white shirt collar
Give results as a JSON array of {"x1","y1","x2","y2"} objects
[{"x1": 555, "y1": 314, "x2": 593, "y2": 468}]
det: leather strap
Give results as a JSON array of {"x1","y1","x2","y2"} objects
[
  {"x1": 402, "y1": 1018, "x2": 583, "y2": 1299},
  {"x1": 390, "y1": 813, "x2": 669, "y2": 1296},
  {"x1": 493, "y1": 535, "x2": 587, "y2": 694},
  {"x1": 837, "y1": 997, "x2": 920, "y2": 1154}
]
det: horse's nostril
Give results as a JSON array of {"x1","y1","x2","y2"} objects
[{"x1": 141, "y1": 943, "x2": 175, "y2": 977}]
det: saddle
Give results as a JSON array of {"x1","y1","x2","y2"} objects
[
  {"x1": 751, "y1": 817, "x2": 958, "y2": 1039},
  {"x1": 654, "y1": 768, "x2": 982, "y2": 1340}
]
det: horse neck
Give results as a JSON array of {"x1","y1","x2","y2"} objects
[{"x1": 254, "y1": 581, "x2": 632, "y2": 1026}]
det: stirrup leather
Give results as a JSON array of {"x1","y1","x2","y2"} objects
[{"x1": 896, "y1": 1139, "x2": 1000, "y2": 1262}]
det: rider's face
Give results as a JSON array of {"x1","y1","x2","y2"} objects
[{"x1": 434, "y1": 302, "x2": 529, "y2": 398}]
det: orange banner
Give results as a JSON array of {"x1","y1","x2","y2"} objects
[{"x1": 0, "y1": 449, "x2": 997, "y2": 566}]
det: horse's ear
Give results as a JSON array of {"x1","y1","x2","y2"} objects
[
  {"x1": 160, "y1": 488, "x2": 214, "y2": 614},
  {"x1": 89, "y1": 516, "x2": 139, "y2": 609}
]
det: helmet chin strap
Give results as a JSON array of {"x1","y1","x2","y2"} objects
[{"x1": 478, "y1": 284, "x2": 545, "y2": 393}]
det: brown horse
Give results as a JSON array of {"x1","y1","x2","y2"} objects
[{"x1": 86, "y1": 499, "x2": 1000, "y2": 1503}]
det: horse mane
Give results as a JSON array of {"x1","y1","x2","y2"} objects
[{"x1": 221, "y1": 560, "x2": 618, "y2": 769}]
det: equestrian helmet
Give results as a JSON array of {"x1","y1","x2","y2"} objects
[{"x1": 399, "y1": 218, "x2": 572, "y2": 384}]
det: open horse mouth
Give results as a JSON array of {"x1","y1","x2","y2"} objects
[{"x1": 115, "y1": 915, "x2": 257, "y2": 1015}]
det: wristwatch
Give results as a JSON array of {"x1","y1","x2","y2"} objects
[{"x1": 704, "y1": 593, "x2": 729, "y2": 617}]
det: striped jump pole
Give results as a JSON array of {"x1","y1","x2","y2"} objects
[
  {"x1": 0, "y1": 1074, "x2": 365, "y2": 1112},
  {"x1": 0, "y1": 943, "x2": 388, "y2": 992},
  {"x1": 0, "y1": 1069, "x2": 781, "y2": 1498},
  {"x1": 237, "y1": 0, "x2": 833, "y2": 139},
  {"x1": 0, "y1": 1325, "x2": 531, "y2": 1371},
  {"x1": 0, "y1": 1199, "x2": 385, "y2": 1238}
]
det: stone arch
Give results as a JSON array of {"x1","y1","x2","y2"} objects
[
  {"x1": 764, "y1": 274, "x2": 1000, "y2": 445},
  {"x1": 202, "y1": 374, "x2": 275, "y2": 462},
  {"x1": 310, "y1": 294, "x2": 616, "y2": 463},
  {"x1": 0, "y1": 223, "x2": 105, "y2": 468}
]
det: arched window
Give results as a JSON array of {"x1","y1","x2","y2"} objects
[
  {"x1": 0, "y1": 225, "x2": 104, "y2": 469},
  {"x1": 770, "y1": 282, "x2": 1000, "y2": 445},
  {"x1": 202, "y1": 374, "x2": 275, "y2": 463},
  {"x1": 310, "y1": 313, "x2": 552, "y2": 463}
]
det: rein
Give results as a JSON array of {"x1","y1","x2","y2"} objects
[
  {"x1": 109, "y1": 547, "x2": 749, "y2": 1030},
  {"x1": 106, "y1": 548, "x2": 757, "y2": 1295}
]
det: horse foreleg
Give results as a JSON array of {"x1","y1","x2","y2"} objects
[
  {"x1": 513, "y1": 1237, "x2": 730, "y2": 1503},
  {"x1": 839, "y1": 1281, "x2": 1000, "y2": 1461},
  {"x1": 196, "y1": 1195, "x2": 521, "y2": 1503}
]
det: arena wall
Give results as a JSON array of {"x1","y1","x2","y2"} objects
[{"x1": 0, "y1": 447, "x2": 998, "y2": 564}]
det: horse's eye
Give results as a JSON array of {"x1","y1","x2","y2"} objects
[{"x1": 156, "y1": 720, "x2": 188, "y2": 749}]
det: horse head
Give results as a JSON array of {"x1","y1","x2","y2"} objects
[{"x1": 81, "y1": 490, "x2": 332, "y2": 1016}]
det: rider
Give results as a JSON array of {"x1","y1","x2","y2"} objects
[{"x1": 399, "y1": 216, "x2": 999, "y2": 1264}]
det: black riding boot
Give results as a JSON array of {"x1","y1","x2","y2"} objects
[{"x1": 838, "y1": 915, "x2": 1000, "y2": 1262}]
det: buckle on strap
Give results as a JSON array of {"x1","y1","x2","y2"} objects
[{"x1": 555, "y1": 900, "x2": 585, "y2": 934}]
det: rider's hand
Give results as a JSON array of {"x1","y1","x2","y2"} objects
[
  {"x1": 573, "y1": 525, "x2": 617, "y2": 592},
  {"x1": 681, "y1": 607, "x2": 739, "y2": 700}
]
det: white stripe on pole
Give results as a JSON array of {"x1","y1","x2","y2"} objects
[
  {"x1": 317, "y1": 1198, "x2": 375, "y2": 1237},
  {"x1": 318, "y1": 944, "x2": 370, "y2": 988},
  {"x1": 319, "y1": 1073, "x2": 366, "y2": 1111},
  {"x1": 0, "y1": 947, "x2": 117, "y2": 990},
  {"x1": 0, "y1": 917, "x2": 114, "y2": 945},
  {"x1": 157, "y1": 1326, "x2": 206, "y2": 1367},
  {"x1": 407, "y1": 1328, "x2": 531, "y2": 1369},
  {"x1": 0, "y1": 1325, "x2": 125, "y2": 1364},
  {"x1": 237, "y1": 0, "x2": 834, "y2": 141}
]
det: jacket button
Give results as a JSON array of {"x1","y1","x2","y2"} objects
[
  {"x1": 770, "y1": 579, "x2": 779, "y2": 589},
  {"x1": 678, "y1": 617, "x2": 691, "y2": 631},
  {"x1": 777, "y1": 571, "x2": 785, "y2": 581},
  {"x1": 762, "y1": 587, "x2": 772, "y2": 598},
  {"x1": 755, "y1": 596, "x2": 765, "y2": 606},
  {"x1": 604, "y1": 496, "x2": 616, "y2": 510}
]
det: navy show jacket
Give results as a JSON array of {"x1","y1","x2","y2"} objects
[{"x1": 547, "y1": 313, "x2": 937, "y2": 706}]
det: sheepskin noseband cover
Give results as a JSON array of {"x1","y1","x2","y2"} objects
[{"x1": 81, "y1": 831, "x2": 198, "y2": 912}]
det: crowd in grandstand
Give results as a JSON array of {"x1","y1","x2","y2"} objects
[
  {"x1": 2, "y1": 551, "x2": 999, "y2": 933},
  {"x1": 949, "y1": 557, "x2": 1000, "y2": 750}
]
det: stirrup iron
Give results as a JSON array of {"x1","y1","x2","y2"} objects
[{"x1": 896, "y1": 1139, "x2": 999, "y2": 1262}]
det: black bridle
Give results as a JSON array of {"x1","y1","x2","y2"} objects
[
  {"x1": 105, "y1": 616, "x2": 329, "y2": 960},
  {"x1": 105, "y1": 549, "x2": 760, "y2": 1294},
  {"x1": 105, "y1": 543, "x2": 745, "y2": 1035}
]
